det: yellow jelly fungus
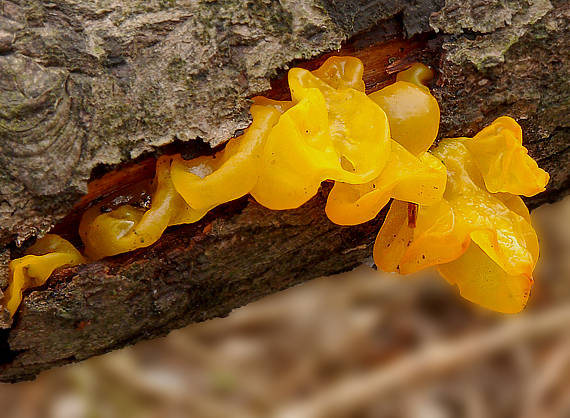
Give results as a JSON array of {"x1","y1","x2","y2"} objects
[
  {"x1": 374, "y1": 117, "x2": 545, "y2": 313},
  {"x1": 324, "y1": 62, "x2": 443, "y2": 226},
  {"x1": 1, "y1": 56, "x2": 550, "y2": 317},
  {"x1": 251, "y1": 91, "x2": 390, "y2": 209},
  {"x1": 395, "y1": 63, "x2": 434, "y2": 91},
  {"x1": 2, "y1": 234, "x2": 85, "y2": 317},
  {"x1": 464, "y1": 116, "x2": 549, "y2": 197},
  {"x1": 79, "y1": 156, "x2": 200, "y2": 260},
  {"x1": 437, "y1": 242, "x2": 532, "y2": 314},
  {"x1": 325, "y1": 141, "x2": 447, "y2": 225},
  {"x1": 251, "y1": 65, "x2": 391, "y2": 210},
  {"x1": 171, "y1": 100, "x2": 285, "y2": 213},
  {"x1": 311, "y1": 56, "x2": 366, "y2": 91},
  {"x1": 375, "y1": 143, "x2": 539, "y2": 276},
  {"x1": 368, "y1": 63, "x2": 439, "y2": 156},
  {"x1": 373, "y1": 199, "x2": 470, "y2": 274},
  {"x1": 288, "y1": 62, "x2": 391, "y2": 182}
]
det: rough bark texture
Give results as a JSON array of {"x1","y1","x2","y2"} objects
[{"x1": 0, "y1": 0, "x2": 568, "y2": 381}]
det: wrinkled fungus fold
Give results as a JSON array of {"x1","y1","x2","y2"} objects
[
  {"x1": 374, "y1": 117, "x2": 548, "y2": 313},
  {"x1": 2, "y1": 56, "x2": 549, "y2": 317},
  {"x1": 325, "y1": 142, "x2": 446, "y2": 225}
]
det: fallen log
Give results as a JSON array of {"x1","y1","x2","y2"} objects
[{"x1": 0, "y1": 0, "x2": 568, "y2": 382}]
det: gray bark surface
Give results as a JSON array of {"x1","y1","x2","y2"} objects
[{"x1": 0, "y1": 0, "x2": 568, "y2": 381}]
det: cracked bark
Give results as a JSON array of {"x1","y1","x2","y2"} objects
[{"x1": 0, "y1": 0, "x2": 568, "y2": 381}]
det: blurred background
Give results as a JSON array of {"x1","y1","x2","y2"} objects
[{"x1": 1, "y1": 196, "x2": 569, "y2": 418}]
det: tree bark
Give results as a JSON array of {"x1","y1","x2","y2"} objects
[{"x1": 0, "y1": 0, "x2": 568, "y2": 382}]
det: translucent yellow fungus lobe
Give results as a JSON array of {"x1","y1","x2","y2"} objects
[
  {"x1": 433, "y1": 139, "x2": 539, "y2": 278},
  {"x1": 80, "y1": 156, "x2": 200, "y2": 260},
  {"x1": 374, "y1": 200, "x2": 471, "y2": 274},
  {"x1": 465, "y1": 116, "x2": 549, "y2": 197},
  {"x1": 325, "y1": 142, "x2": 447, "y2": 225},
  {"x1": 438, "y1": 242, "x2": 532, "y2": 314},
  {"x1": 251, "y1": 64, "x2": 391, "y2": 210},
  {"x1": 311, "y1": 56, "x2": 366, "y2": 91},
  {"x1": 171, "y1": 101, "x2": 285, "y2": 213},
  {"x1": 2, "y1": 234, "x2": 85, "y2": 317},
  {"x1": 324, "y1": 62, "x2": 443, "y2": 226},
  {"x1": 374, "y1": 142, "x2": 539, "y2": 277},
  {"x1": 395, "y1": 63, "x2": 434, "y2": 91},
  {"x1": 369, "y1": 63, "x2": 439, "y2": 156},
  {"x1": 289, "y1": 62, "x2": 391, "y2": 183},
  {"x1": 374, "y1": 117, "x2": 545, "y2": 313}
]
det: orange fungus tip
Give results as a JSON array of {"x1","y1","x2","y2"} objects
[{"x1": 1, "y1": 57, "x2": 549, "y2": 317}]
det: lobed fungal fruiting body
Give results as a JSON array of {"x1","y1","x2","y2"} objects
[
  {"x1": 2, "y1": 57, "x2": 549, "y2": 318},
  {"x1": 374, "y1": 118, "x2": 548, "y2": 313},
  {"x1": 3, "y1": 235, "x2": 85, "y2": 316}
]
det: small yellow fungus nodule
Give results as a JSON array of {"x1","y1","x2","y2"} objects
[
  {"x1": 1, "y1": 57, "x2": 549, "y2": 318},
  {"x1": 368, "y1": 63, "x2": 440, "y2": 156}
]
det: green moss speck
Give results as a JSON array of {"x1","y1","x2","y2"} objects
[{"x1": 166, "y1": 57, "x2": 187, "y2": 82}]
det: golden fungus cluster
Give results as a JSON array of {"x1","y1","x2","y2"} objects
[
  {"x1": 375, "y1": 116, "x2": 548, "y2": 313},
  {"x1": 2, "y1": 57, "x2": 549, "y2": 318}
]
